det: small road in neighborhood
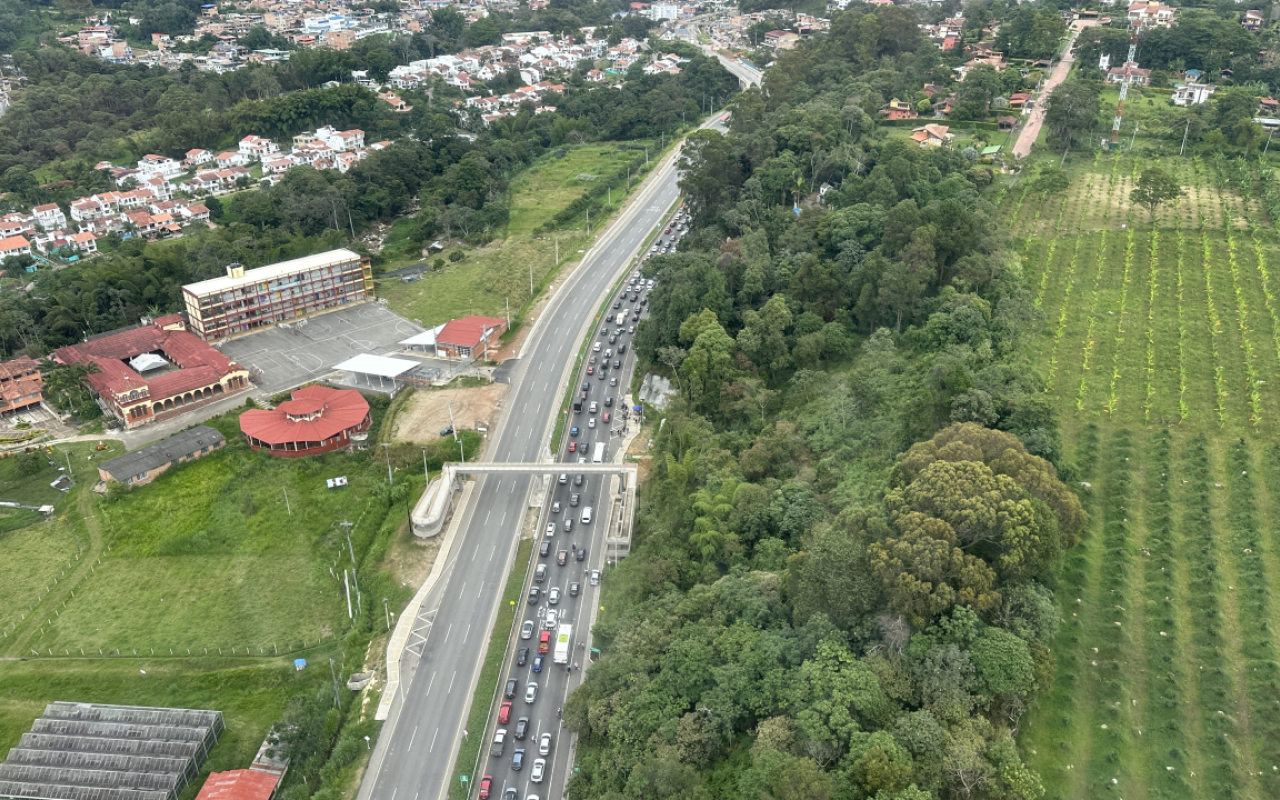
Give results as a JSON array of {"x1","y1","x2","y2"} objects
[{"x1": 1013, "y1": 22, "x2": 1095, "y2": 158}]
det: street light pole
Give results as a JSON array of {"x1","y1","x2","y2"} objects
[{"x1": 381, "y1": 442, "x2": 393, "y2": 485}]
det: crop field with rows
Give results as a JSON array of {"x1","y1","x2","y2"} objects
[{"x1": 1007, "y1": 153, "x2": 1280, "y2": 800}]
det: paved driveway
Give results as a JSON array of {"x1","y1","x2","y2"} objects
[{"x1": 1012, "y1": 22, "x2": 1095, "y2": 158}]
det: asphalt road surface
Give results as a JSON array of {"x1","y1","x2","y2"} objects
[{"x1": 359, "y1": 124, "x2": 709, "y2": 800}]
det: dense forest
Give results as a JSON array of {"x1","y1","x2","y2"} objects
[{"x1": 565, "y1": 7, "x2": 1079, "y2": 800}]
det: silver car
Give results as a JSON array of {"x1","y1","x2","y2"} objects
[
  {"x1": 524, "y1": 683, "x2": 538, "y2": 704},
  {"x1": 539, "y1": 732, "x2": 553, "y2": 756},
  {"x1": 520, "y1": 620, "x2": 534, "y2": 639}
]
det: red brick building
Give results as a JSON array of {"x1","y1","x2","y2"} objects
[
  {"x1": 54, "y1": 318, "x2": 250, "y2": 429},
  {"x1": 239, "y1": 385, "x2": 371, "y2": 457},
  {"x1": 434, "y1": 315, "x2": 508, "y2": 360}
]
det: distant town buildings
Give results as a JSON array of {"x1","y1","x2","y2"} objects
[{"x1": 1127, "y1": 0, "x2": 1178, "y2": 29}]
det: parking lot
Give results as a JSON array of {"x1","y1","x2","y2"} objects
[{"x1": 217, "y1": 302, "x2": 430, "y2": 395}]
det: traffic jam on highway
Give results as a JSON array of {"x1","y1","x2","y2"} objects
[{"x1": 475, "y1": 207, "x2": 688, "y2": 800}]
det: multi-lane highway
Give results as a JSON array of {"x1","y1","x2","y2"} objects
[{"x1": 359, "y1": 125, "x2": 713, "y2": 800}]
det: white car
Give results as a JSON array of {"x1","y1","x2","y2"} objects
[
  {"x1": 539, "y1": 732, "x2": 553, "y2": 756},
  {"x1": 531, "y1": 758, "x2": 546, "y2": 783},
  {"x1": 548, "y1": 587, "x2": 561, "y2": 605},
  {"x1": 551, "y1": 501, "x2": 560, "y2": 514},
  {"x1": 521, "y1": 620, "x2": 534, "y2": 639},
  {"x1": 545, "y1": 523, "x2": 556, "y2": 538},
  {"x1": 588, "y1": 417, "x2": 596, "y2": 428},
  {"x1": 524, "y1": 683, "x2": 538, "y2": 703},
  {"x1": 543, "y1": 609, "x2": 558, "y2": 629}
]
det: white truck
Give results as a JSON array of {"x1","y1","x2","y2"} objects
[{"x1": 553, "y1": 624, "x2": 572, "y2": 664}]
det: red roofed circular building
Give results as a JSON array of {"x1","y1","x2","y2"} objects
[{"x1": 239, "y1": 385, "x2": 371, "y2": 457}]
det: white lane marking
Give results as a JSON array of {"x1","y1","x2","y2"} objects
[
  {"x1": 408, "y1": 726, "x2": 418, "y2": 751},
  {"x1": 425, "y1": 673, "x2": 435, "y2": 697},
  {"x1": 485, "y1": 507, "x2": 492, "y2": 524},
  {"x1": 477, "y1": 583, "x2": 484, "y2": 600},
  {"x1": 490, "y1": 544, "x2": 497, "y2": 561},
  {"x1": 464, "y1": 623, "x2": 471, "y2": 643},
  {"x1": 443, "y1": 623, "x2": 452, "y2": 643},
  {"x1": 429, "y1": 728, "x2": 439, "y2": 753},
  {"x1": 448, "y1": 670, "x2": 457, "y2": 693}
]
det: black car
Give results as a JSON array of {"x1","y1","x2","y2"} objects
[
  {"x1": 527, "y1": 587, "x2": 540, "y2": 605},
  {"x1": 516, "y1": 647, "x2": 529, "y2": 666},
  {"x1": 569, "y1": 581, "x2": 580, "y2": 597},
  {"x1": 515, "y1": 717, "x2": 529, "y2": 739},
  {"x1": 618, "y1": 343, "x2": 627, "y2": 353},
  {"x1": 512, "y1": 749, "x2": 525, "y2": 771},
  {"x1": 505, "y1": 679, "x2": 518, "y2": 699},
  {"x1": 581, "y1": 382, "x2": 590, "y2": 392},
  {"x1": 440, "y1": 425, "x2": 454, "y2": 436},
  {"x1": 604, "y1": 396, "x2": 613, "y2": 407},
  {"x1": 613, "y1": 360, "x2": 621, "y2": 369},
  {"x1": 539, "y1": 541, "x2": 551, "y2": 558},
  {"x1": 576, "y1": 548, "x2": 586, "y2": 562}
]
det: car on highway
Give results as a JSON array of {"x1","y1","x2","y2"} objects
[
  {"x1": 479, "y1": 775, "x2": 493, "y2": 799},
  {"x1": 563, "y1": 518, "x2": 573, "y2": 532},
  {"x1": 570, "y1": 493, "x2": 580, "y2": 506},
  {"x1": 539, "y1": 732, "x2": 553, "y2": 756},
  {"x1": 570, "y1": 426, "x2": 579, "y2": 436},
  {"x1": 490, "y1": 730, "x2": 506, "y2": 757},
  {"x1": 557, "y1": 549, "x2": 568, "y2": 565},
  {"x1": 588, "y1": 417, "x2": 596, "y2": 428},
  {"x1": 610, "y1": 377, "x2": 618, "y2": 386},
  {"x1": 604, "y1": 396, "x2": 613, "y2": 407},
  {"x1": 590, "y1": 570, "x2": 601, "y2": 586},
  {"x1": 515, "y1": 717, "x2": 529, "y2": 739},
  {"x1": 512, "y1": 749, "x2": 525, "y2": 771},
  {"x1": 545, "y1": 523, "x2": 555, "y2": 538},
  {"x1": 558, "y1": 473, "x2": 567, "y2": 484},
  {"x1": 499, "y1": 702, "x2": 513, "y2": 725},
  {"x1": 527, "y1": 587, "x2": 539, "y2": 605},
  {"x1": 539, "y1": 630, "x2": 551, "y2": 653},
  {"x1": 613, "y1": 360, "x2": 621, "y2": 369},
  {"x1": 531, "y1": 758, "x2": 546, "y2": 783},
  {"x1": 569, "y1": 581, "x2": 580, "y2": 597},
  {"x1": 520, "y1": 621, "x2": 534, "y2": 639},
  {"x1": 597, "y1": 370, "x2": 606, "y2": 380},
  {"x1": 581, "y1": 382, "x2": 590, "y2": 393},
  {"x1": 628, "y1": 326, "x2": 635, "y2": 333},
  {"x1": 524, "y1": 683, "x2": 538, "y2": 704},
  {"x1": 551, "y1": 501, "x2": 560, "y2": 514},
  {"x1": 586, "y1": 365, "x2": 594, "y2": 375},
  {"x1": 503, "y1": 790, "x2": 516, "y2": 800},
  {"x1": 539, "y1": 540, "x2": 551, "y2": 557},
  {"x1": 532, "y1": 655, "x2": 544, "y2": 673},
  {"x1": 575, "y1": 474, "x2": 585, "y2": 486},
  {"x1": 567, "y1": 441, "x2": 577, "y2": 453},
  {"x1": 602, "y1": 412, "x2": 611, "y2": 423},
  {"x1": 576, "y1": 548, "x2": 586, "y2": 562},
  {"x1": 516, "y1": 647, "x2": 529, "y2": 666},
  {"x1": 548, "y1": 587, "x2": 561, "y2": 605},
  {"x1": 544, "y1": 610, "x2": 559, "y2": 629},
  {"x1": 535, "y1": 564, "x2": 547, "y2": 583},
  {"x1": 506, "y1": 678, "x2": 519, "y2": 698}
]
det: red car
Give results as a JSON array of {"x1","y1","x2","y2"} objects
[
  {"x1": 568, "y1": 441, "x2": 577, "y2": 453},
  {"x1": 539, "y1": 630, "x2": 552, "y2": 654},
  {"x1": 602, "y1": 412, "x2": 611, "y2": 423},
  {"x1": 479, "y1": 776, "x2": 493, "y2": 800},
  {"x1": 498, "y1": 702, "x2": 513, "y2": 725},
  {"x1": 587, "y1": 365, "x2": 595, "y2": 375}
]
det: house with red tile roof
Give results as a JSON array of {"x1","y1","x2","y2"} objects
[
  {"x1": 0, "y1": 357, "x2": 42, "y2": 415},
  {"x1": 0, "y1": 234, "x2": 32, "y2": 260},
  {"x1": 434, "y1": 315, "x2": 508, "y2": 360},
  {"x1": 194, "y1": 770, "x2": 280, "y2": 800},
  {"x1": 54, "y1": 319, "x2": 250, "y2": 429}
]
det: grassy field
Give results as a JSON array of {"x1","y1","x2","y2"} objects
[
  {"x1": 378, "y1": 143, "x2": 651, "y2": 329},
  {"x1": 1008, "y1": 153, "x2": 1280, "y2": 800}
]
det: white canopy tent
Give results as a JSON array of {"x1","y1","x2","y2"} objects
[
  {"x1": 399, "y1": 324, "x2": 446, "y2": 354},
  {"x1": 129, "y1": 353, "x2": 169, "y2": 372}
]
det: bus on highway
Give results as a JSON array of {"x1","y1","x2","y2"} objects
[
  {"x1": 592, "y1": 442, "x2": 605, "y2": 463},
  {"x1": 553, "y1": 624, "x2": 572, "y2": 664}
]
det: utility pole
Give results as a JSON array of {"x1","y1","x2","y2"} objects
[
  {"x1": 529, "y1": 259, "x2": 534, "y2": 297},
  {"x1": 340, "y1": 520, "x2": 355, "y2": 563},
  {"x1": 1266, "y1": 126, "x2": 1276, "y2": 156},
  {"x1": 554, "y1": 234, "x2": 559, "y2": 265},
  {"x1": 1129, "y1": 121, "x2": 1139, "y2": 151},
  {"x1": 329, "y1": 658, "x2": 342, "y2": 709},
  {"x1": 505, "y1": 297, "x2": 510, "y2": 329},
  {"x1": 383, "y1": 597, "x2": 391, "y2": 631},
  {"x1": 423, "y1": 450, "x2": 429, "y2": 485},
  {"x1": 1180, "y1": 118, "x2": 1191, "y2": 157},
  {"x1": 283, "y1": 486, "x2": 291, "y2": 515},
  {"x1": 586, "y1": 209, "x2": 590, "y2": 236},
  {"x1": 381, "y1": 442, "x2": 393, "y2": 485}
]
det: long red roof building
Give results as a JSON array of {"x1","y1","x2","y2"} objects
[{"x1": 54, "y1": 319, "x2": 251, "y2": 429}]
